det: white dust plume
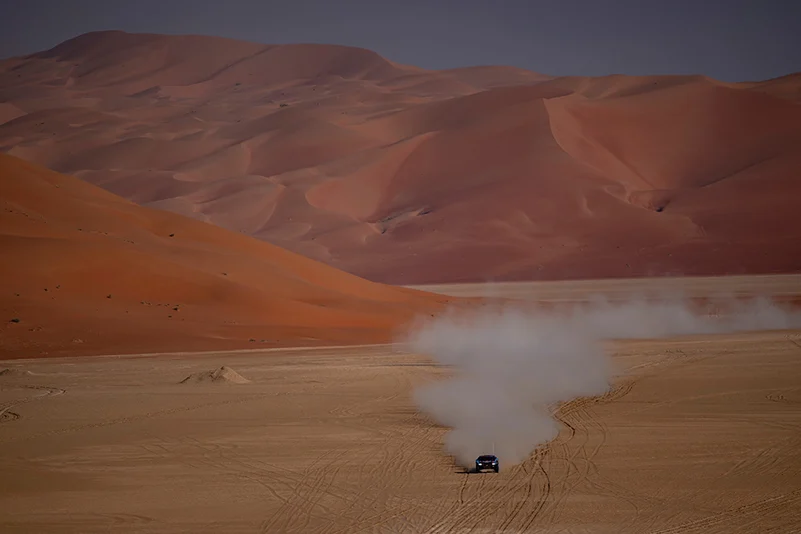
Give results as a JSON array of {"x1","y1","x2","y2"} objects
[{"x1": 403, "y1": 295, "x2": 801, "y2": 469}]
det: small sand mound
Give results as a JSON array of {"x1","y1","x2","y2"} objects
[
  {"x1": 0, "y1": 368, "x2": 34, "y2": 377},
  {"x1": 180, "y1": 366, "x2": 251, "y2": 384}
]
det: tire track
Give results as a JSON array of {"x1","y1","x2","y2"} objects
[
  {"x1": 430, "y1": 451, "x2": 548, "y2": 533},
  {"x1": 0, "y1": 391, "x2": 270, "y2": 444},
  {"x1": 514, "y1": 378, "x2": 639, "y2": 531},
  {"x1": 162, "y1": 436, "x2": 358, "y2": 534},
  {"x1": 261, "y1": 450, "x2": 349, "y2": 533},
  {"x1": 423, "y1": 379, "x2": 637, "y2": 533},
  {"x1": 649, "y1": 489, "x2": 801, "y2": 534},
  {"x1": 153, "y1": 434, "x2": 365, "y2": 528},
  {"x1": 315, "y1": 368, "x2": 419, "y2": 531},
  {"x1": 326, "y1": 366, "x2": 481, "y2": 533},
  {"x1": 243, "y1": 364, "x2": 434, "y2": 534},
  {"x1": 495, "y1": 451, "x2": 550, "y2": 532},
  {"x1": 0, "y1": 512, "x2": 156, "y2": 532},
  {"x1": 538, "y1": 382, "x2": 632, "y2": 516},
  {"x1": 561, "y1": 395, "x2": 651, "y2": 532},
  {"x1": 320, "y1": 371, "x2": 451, "y2": 533},
  {"x1": 0, "y1": 384, "x2": 65, "y2": 424}
]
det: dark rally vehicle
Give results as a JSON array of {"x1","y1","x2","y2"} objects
[{"x1": 473, "y1": 454, "x2": 499, "y2": 473}]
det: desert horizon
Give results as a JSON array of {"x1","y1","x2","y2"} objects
[{"x1": 3, "y1": 8, "x2": 801, "y2": 532}]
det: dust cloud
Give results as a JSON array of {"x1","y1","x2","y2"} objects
[{"x1": 403, "y1": 295, "x2": 801, "y2": 469}]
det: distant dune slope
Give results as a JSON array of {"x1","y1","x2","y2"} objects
[
  {"x1": 0, "y1": 153, "x2": 454, "y2": 359},
  {"x1": 1, "y1": 30, "x2": 800, "y2": 284}
]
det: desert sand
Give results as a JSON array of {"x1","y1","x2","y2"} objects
[
  {"x1": 2, "y1": 31, "x2": 800, "y2": 284},
  {"x1": 0, "y1": 153, "x2": 455, "y2": 359},
  {"x1": 2, "y1": 29, "x2": 800, "y2": 532},
  {"x1": 1, "y1": 276, "x2": 800, "y2": 533}
]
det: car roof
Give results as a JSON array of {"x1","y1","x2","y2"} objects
[{"x1": 477, "y1": 455, "x2": 498, "y2": 460}]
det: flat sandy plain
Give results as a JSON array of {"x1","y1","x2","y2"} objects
[{"x1": 2, "y1": 275, "x2": 801, "y2": 533}]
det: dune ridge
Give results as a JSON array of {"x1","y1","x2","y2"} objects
[{"x1": 2, "y1": 30, "x2": 800, "y2": 284}]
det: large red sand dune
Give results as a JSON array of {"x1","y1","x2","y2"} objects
[
  {"x1": 2, "y1": 30, "x2": 800, "y2": 284},
  {"x1": 0, "y1": 153, "x2": 455, "y2": 359}
]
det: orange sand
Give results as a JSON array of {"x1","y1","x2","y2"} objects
[
  {"x1": 2, "y1": 31, "x2": 800, "y2": 284},
  {"x1": 0, "y1": 153, "x2": 454, "y2": 359}
]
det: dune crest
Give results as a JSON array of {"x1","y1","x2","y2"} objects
[{"x1": 2, "y1": 31, "x2": 801, "y2": 283}]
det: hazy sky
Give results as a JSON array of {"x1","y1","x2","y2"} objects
[{"x1": 1, "y1": 0, "x2": 799, "y2": 82}]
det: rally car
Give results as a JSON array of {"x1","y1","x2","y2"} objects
[{"x1": 473, "y1": 454, "x2": 499, "y2": 473}]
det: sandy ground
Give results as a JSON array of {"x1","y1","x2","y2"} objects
[{"x1": 2, "y1": 277, "x2": 801, "y2": 533}]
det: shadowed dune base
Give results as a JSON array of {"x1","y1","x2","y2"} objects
[
  {"x1": 2, "y1": 31, "x2": 800, "y2": 283},
  {"x1": 0, "y1": 153, "x2": 457, "y2": 359}
]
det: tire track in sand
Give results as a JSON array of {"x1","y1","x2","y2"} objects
[
  {"x1": 649, "y1": 489, "x2": 801, "y2": 534},
  {"x1": 529, "y1": 380, "x2": 639, "y2": 530},
  {"x1": 0, "y1": 384, "x2": 65, "y2": 424}
]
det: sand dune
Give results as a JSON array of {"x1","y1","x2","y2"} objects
[
  {"x1": 2, "y1": 31, "x2": 800, "y2": 283},
  {"x1": 545, "y1": 81, "x2": 801, "y2": 193},
  {"x1": 0, "y1": 103, "x2": 26, "y2": 126},
  {"x1": 179, "y1": 366, "x2": 250, "y2": 384},
  {"x1": 741, "y1": 72, "x2": 801, "y2": 102},
  {"x1": 0, "y1": 153, "x2": 454, "y2": 359}
]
